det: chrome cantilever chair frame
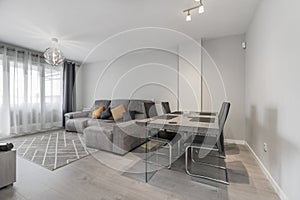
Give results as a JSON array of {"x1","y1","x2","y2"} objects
[
  {"x1": 146, "y1": 102, "x2": 179, "y2": 169},
  {"x1": 185, "y1": 138, "x2": 229, "y2": 185},
  {"x1": 185, "y1": 102, "x2": 231, "y2": 185},
  {"x1": 147, "y1": 137, "x2": 181, "y2": 169},
  {"x1": 147, "y1": 131, "x2": 181, "y2": 169}
]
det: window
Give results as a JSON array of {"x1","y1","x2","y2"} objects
[{"x1": 0, "y1": 47, "x2": 63, "y2": 135}]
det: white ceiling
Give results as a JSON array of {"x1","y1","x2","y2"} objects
[{"x1": 0, "y1": 0, "x2": 260, "y2": 62}]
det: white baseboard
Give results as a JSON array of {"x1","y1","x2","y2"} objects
[
  {"x1": 225, "y1": 139, "x2": 288, "y2": 199},
  {"x1": 245, "y1": 142, "x2": 288, "y2": 200},
  {"x1": 224, "y1": 139, "x2": 245, "y2": 145}
]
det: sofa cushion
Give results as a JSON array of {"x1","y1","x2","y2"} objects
[
  {"x1": 84, "y1": 125, "x2": 113, "y2": 142},
  {"x1": 133, "y1": 112, "x2": 146, "y2": 119},
  {"x1": 65, "y1": 118, "x2": 89, "y2": 133},
  {"x1": 110, "y1": 99, "x2": 130, "y2": 110},
  {"x1": 111, "y1": 104, "x2": 126, "y2": 122},
  {"x1": 128, "y1": 100, "x2": 155, "y2": 119},
  {"x1": 112, "y1": 120, "x2": 147, "y2": 155},
  {"x1": 128, "y1": 100, "x2": 145, "y2": 119},
  {"x1": 84, "y1": 125, "x2": 114, "y2": 151},
  {"x1": 123, "y1": 111, "x2": 135, "y2": 121},
  {"x1": 87, "y1": 118, "x2": 114, "y2": 127},
  {"x1": 128, "y1": 100, "x2": 145, "y2": 113},
  {"x1": 91, "y1": 100, "x2": 111, "y2": 111},
  {"x1": 64, "y1": 111, "x2": 90, "y2": 119}
]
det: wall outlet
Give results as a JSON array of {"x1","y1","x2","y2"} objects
[{"x1": 263, "y1": 143, "x2": 268, "y2": 152}]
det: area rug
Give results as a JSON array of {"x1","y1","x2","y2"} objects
[{"x1": 4, "y1": 130, "x2": 94, "y2": 171}]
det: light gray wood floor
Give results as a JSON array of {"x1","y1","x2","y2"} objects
[{"x1": 0, "y1": 143, "x2": 280, "y2": 200}]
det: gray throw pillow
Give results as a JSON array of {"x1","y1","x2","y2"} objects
[{"x1": 100, "y1": 107, "x2": 112, "y2": 119}]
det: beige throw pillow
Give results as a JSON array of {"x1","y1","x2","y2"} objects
[{"x1": 111, "y1": 104, "x2": 126, "y2": 122}]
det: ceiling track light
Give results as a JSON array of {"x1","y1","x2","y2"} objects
[
  {"x1": 199, "y1": 0, "x2": 205, "y2": 14},
  {"x1": 186, "y1": 11, "x2": 192, "y2": 21},
  {"x1": 183, "y1": 0, "x2": 205, "y2": 21}
]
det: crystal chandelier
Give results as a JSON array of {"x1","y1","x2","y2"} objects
[{"x1": 43, "y1": 38, "x2": 65, "y2": 66}]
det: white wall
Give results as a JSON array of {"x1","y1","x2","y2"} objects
[
  {"x1": 80, "y1": 37, "x2": 248, "y2": 141},
  {"x1": 178, "y1": 41, "x2": 202, "y2": 111},
  {"x1": 245, "y1": 0, "x2": 300, "y2": 199},
  {"x1": 202, "y1": 35, "x2": 246, "y2": 140},
  {"x1": 80, "y1": 49, "x2": 179, "y2": 114},
  {"x1": 80, "y1": 42, "x2": 203, "y2": 114}
]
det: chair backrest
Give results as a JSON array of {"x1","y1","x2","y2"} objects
[
  {"x1": 218, "y1": 102, "x2": 226, "y2": 119},
  {"x1": 161, "y1": 102, "x2": 171, "y2": 114},
  {"x1": 218, "y1": 102, "x2": 231, "y2": 134}
]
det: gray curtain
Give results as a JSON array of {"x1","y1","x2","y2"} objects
[{"x1": 63, "y1": 61, "x2": 76, "y2": 126}]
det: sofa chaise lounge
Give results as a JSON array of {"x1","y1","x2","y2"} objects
[{"x1": 64, "y1": 99, "x2": 157, "y2": 155}]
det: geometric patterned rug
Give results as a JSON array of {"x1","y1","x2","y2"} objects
[{"x1": 3, "y1": 130, "x2": 95, "y2": 171}]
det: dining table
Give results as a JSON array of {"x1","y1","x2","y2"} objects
[{"x1": 136, "y1": 111, "x2": 220, "y2": 182}]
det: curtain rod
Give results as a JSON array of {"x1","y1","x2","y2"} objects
[
  {"x1": 64, "y1": 60, "x2": 81, "y2": 67},
  {"x1": 0, "y1": 41, "x2": 82, "y2": 66}
]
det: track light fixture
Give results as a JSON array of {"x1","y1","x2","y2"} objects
[
  {"x1": 186, "y1": 11, "x2": 192, "y2": 21},
  {"x1": 198, "y1": 0, "x2": 205, "y2": 14},
  {"x1": 183, "y1": 0, "x2": 205, "y2": 21}
]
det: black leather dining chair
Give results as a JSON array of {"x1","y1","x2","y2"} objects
[
  {"x1": 184, "y1": 102, "x2": 231, "y2": 184},
  {"x1": 199, "y1": 102, "x2": 229, "y2": 154},
  {"x1": 149, "y1": 130, "x2": 181, "y2": 169},
  {"x1": 161, "y1": 102, "x2": 171, "y2": 114},
  {"x1": 147, "y1": 102, "x2": 181, "y2": 169},
  {"x1": 218, "y1": 102, "x2": 231, "y2": 153}
]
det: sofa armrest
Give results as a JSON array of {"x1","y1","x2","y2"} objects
[{"x1": 64, "y1": 111, "x2": 91, "y2": 119}]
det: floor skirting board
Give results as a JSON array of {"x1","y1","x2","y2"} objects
[
  {"x1": 244, "y1": 142, "x2": 288, "y2": 200},
  {"x1": 224, "y1": 139, "x2": 245, "y2": 145},
  {"x1": 225, "y1": 139, "x2": 287, "y2": 200}
]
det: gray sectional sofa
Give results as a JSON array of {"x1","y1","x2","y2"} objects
[{"x1": 64, "y1": 99, "x2": 157, "y2": 155}]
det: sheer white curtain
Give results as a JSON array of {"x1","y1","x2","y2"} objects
[{"x1": 0, "y1": 45, "x2": 63, "y2": 137}]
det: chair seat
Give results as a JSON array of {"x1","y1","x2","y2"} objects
[
  {"x1": 184, "y1": 102, "x2": 230, "y2": 185},
  {"x1": 150, "y1": 130, "x2": 181, "y2": 145},
  {"x1": 187, "y1": 135, "x2": 218, "y2": 150},
  {"x1": 149, "y1": 130, "x2": 182, "y2": 169},
  {"x1": 156, "y1": 131, "x2": 177, "y2": 140}
]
